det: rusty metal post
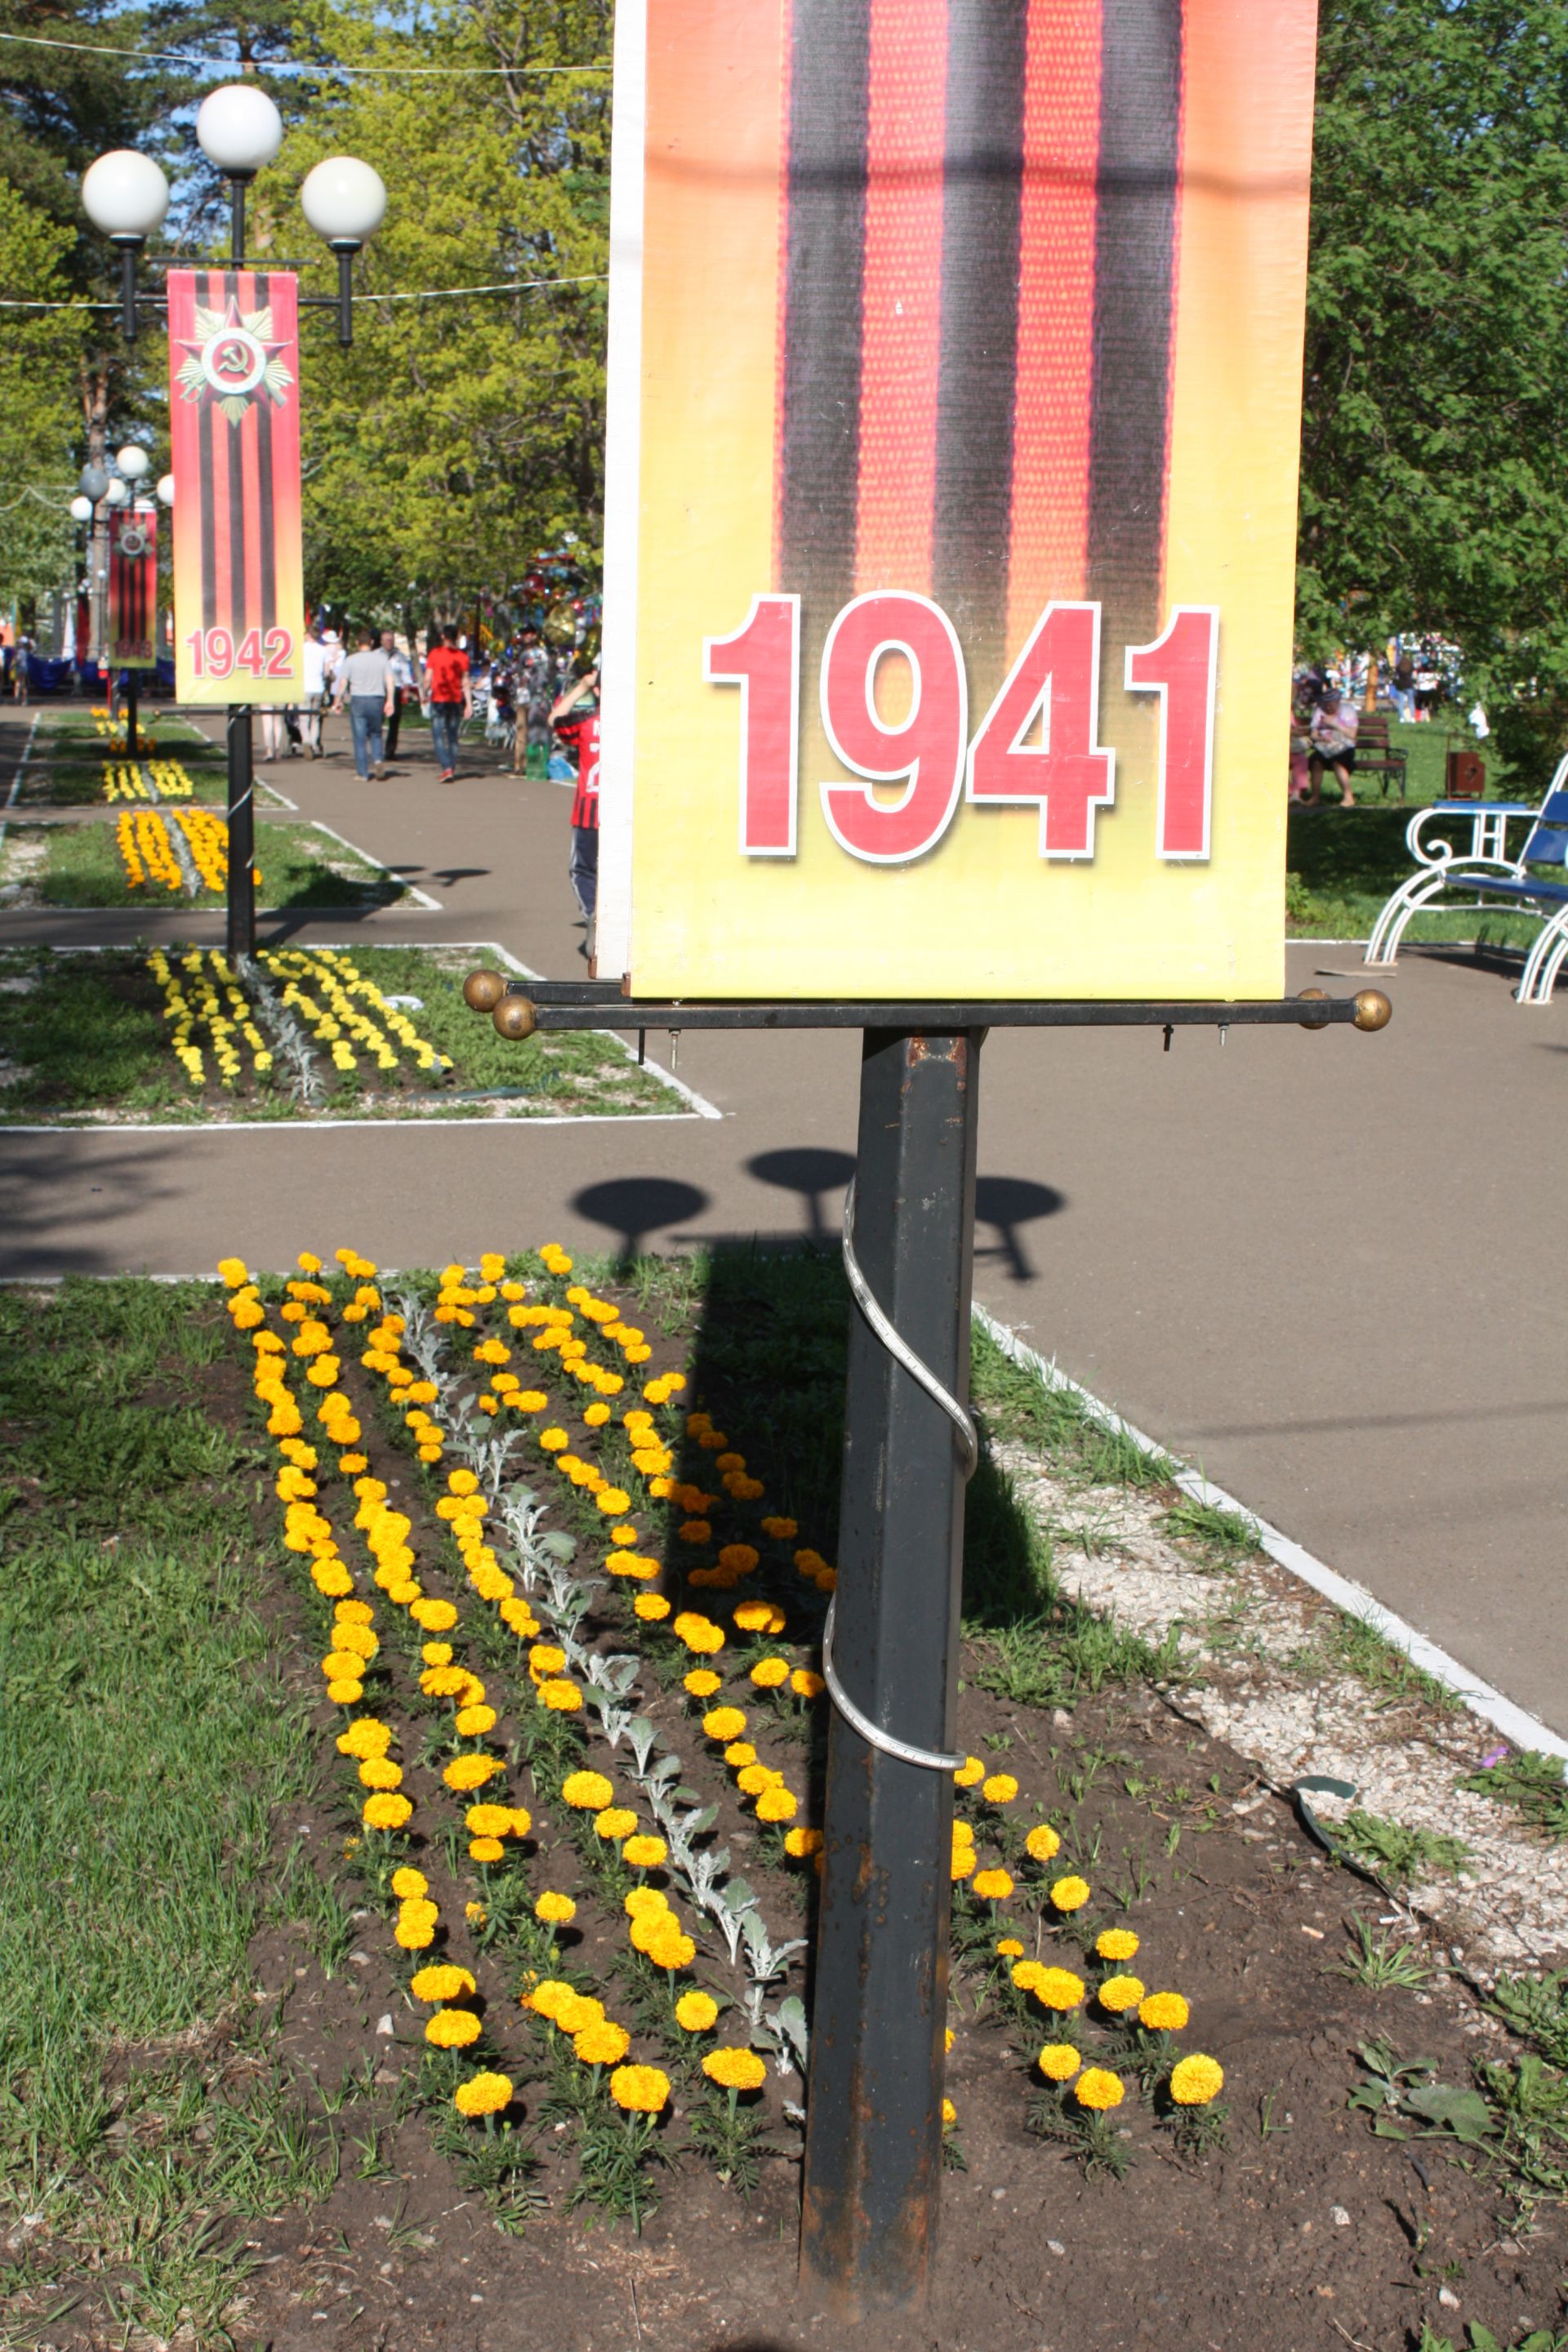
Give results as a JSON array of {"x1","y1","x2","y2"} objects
[{"x1": 800, "y1": 1026, "x2": 981, "y2": 2316}]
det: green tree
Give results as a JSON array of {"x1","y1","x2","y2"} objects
[
  {"x1": 0, "y1": 179, "x2": 82, "y2": 608},
  {"x1": 1302, "y1": 1, "x2": 1568, "y2": 773},
  {"x1": 265, "y1": 0, "x2": 609, "y2": 623}
]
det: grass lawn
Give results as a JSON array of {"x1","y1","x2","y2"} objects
[
  {"x1": 0, "y1": 817, "x2": 407, "y2": 911},
  {"x1": 0, "y1": 943, "x2": 693, "y2": 1123}
]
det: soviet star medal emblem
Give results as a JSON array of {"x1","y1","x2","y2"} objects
[{"x1": 175, "y1": 296, "x2": 293, "y2": 427}]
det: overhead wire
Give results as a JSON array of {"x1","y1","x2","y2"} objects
[
  {"x1": 0, "y1": 274, "x2": 605, "y2": 311},
  {"x1": 0, "y1": 28, "x2": 609, "y2": 77}
]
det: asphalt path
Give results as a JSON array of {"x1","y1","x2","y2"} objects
[{"x1": 3, "y1": 704, "x2": 1566, "y2": 1734}]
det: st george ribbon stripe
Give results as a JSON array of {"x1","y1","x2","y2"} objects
[
  {"x1": 777, "y1": 0, "x2": 871, "y2": 623},
  {"x1": 1085, "y1": 0, "x2": 1183, "y2": 645},
  {"x1": 930, "y1": 0, "x2": 1027, "y2": 687}
]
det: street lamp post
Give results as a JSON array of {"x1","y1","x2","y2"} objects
[{"x1": 80, "y1": 93, "x2": 387, "y2": 959}]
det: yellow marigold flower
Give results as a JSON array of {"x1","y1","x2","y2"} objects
[
  {"x1": 942, "y1": 2098, "x2": 957, "y2": 2127},
  {"x1": 582, "y1": 1401, "x2": 612, "y2": 1428},
  {"x1": 1169, "y1": 2052, "x2": 1224, "y2": 2105},
  {"x1": 648, "y1": 1928, "x2": 696, "y2": 1972},
  {"x1": 679, "y1": 1519, "x2": 712, "y2": 1544},
  {"x1": 785, "y1": 1827, "x2": 824, "y2": 1858},
  {"x1": 464, "y1": 1803, "x2": 513, "y2": 1838},
  {"x1": 736, "y1": 1763, "x2": 779, "y2": 1797},
  {"x1": 563, "y1": 1771, "x2": 615, "y2": 1811},
  {"x1": 982, "y1": 1773, "x2": 1019, "y2": 1805},
  {"x1": 972, "y1": 1868, "x2": 1014, "y2": 1902},
  {"x1": 749, "y1": 1657, "x2": 790, "y2": 1689},
  {"x1": 1074, "y1": 2068, "x2": 1125, "y2": 2112},
  {"x1": 622, "y1": 1835, "x2": 667, "y2": 1869},
  {"x1": 528, "y1": 1643, "x2": 567, "y2": 1679},
  {"x1": 532, "y1": 1892, "x2": 575, "y2": 1927},
  {"x1": 717, "y1": 1543, "x2": 759, "y2": 1575},
  {"x1": 733, "y1": 1601, "x2": 777, "y2": 1633},
  {"x1": 658, "y1": 1997, "x2": 715, "y2": 2047},
  {"x1": 391, "y1": 1867, "x2": 428, "y2": 1899},
  {"x1": 466, "y1": 1901, "x2": 486, "y2": 1926},
  {"x1": 595, "y1": 1488, "x2": 631, "y2": 1516},
  {"x1": 1037, "y1": 2043, "x2": 1081, "y2": 2082},
  {"x1": 539, "y1": 1427, "x2": 568, "y2": 1450},
  {"x1": 1096, "y1": 1928, "x2": 1139, "y2": 1962},
  {"x1": 756, "y1": 1786, "x2": 798, "y2": 1824},
  {"x1": 538, "y1": 1680, "x2": 582, "y2": 1712},
  {"x1": 394, "y1": 1916, "x2": 435, "y2": 1950},
  {"x1": 634, "y1": 1593, "x2": 670, "y2": 1621},
  {"x1": 575, "y1": 2020, "x2": 631, "y2": 2067},
  {"x1": 337, "y1": 1719, "x2": 393, "y2": 1761},
  {"x1": 411, "y1": 1598, "x2": 458, "y2": 1634},
  {"x1": 421, "y1": 1641, "x2": 455, "y2": 1666},
  {"x1": 1026, "y1": 1966, "x2": 1086, "y2": 2012},
  {"x1": 953, "y1": 1755, "x2": 985, "y2": 1788},
  {"x1": 443, "y1": 1754, "x2": 501, "y2": 1793},
  {"x1": 363, "y1": 1792, "x2": 412, "y2": 1830},
  {"x1": 673, "y1": 1612, "x2": 724, "y2": 1655},
  {"x1": 724, "y1": 1741, "x2": 756, "y2": 1769},
  {"x1": 702, "y1": 1707, "x2": 748, "y2": 1742},
  {"x1": 595, "y1": 1806, "x2": 639, "y2": 1842},
  {"x1": 791, "y1": 1668, "x2": 826, "y2": 1699},
  {"x1": 524, "y1": 1979, "x2": 573, "y2": 2019},
  {"x1": 425, "y1": 2009, "x2": 482, "y2": 2049},
  {"x1": 359, "y1": 1757, "x2": 403, "y2": 1791},
  {"x1": 702, "y1": 2047, "x2": 767, "y2": 2092},
  {"x1": 1049, "y1": 1874, "x2": 1090, "y2": 1913},
  {"x1": 951, "y1": 1848, "x2": 977, "y2": 1881},
  {"x1": 1022, "y1": 1821, "x2": 1062, "y2": 1864},
  {"x1": 412, "y1": 1966, "x2": 476, "y2": 2002},
  {"x1": 610, "y1": 2065, "x2": 670, "y2": 2115},
  {"x1": 996, "y1": 1937, "x2": 1024, "y2": 1958},
  {"x1": 1098, "y1": 1975, "x2": 1147, "y2": 2014},
  {"x1": 952, "y1": 1817, "x2": 975, "y2": 1843},
  {"x1": 945, "y1": 2027, "x2": 956, "y2": 2052},
  {"x1": 554, "y1": 1992, "x2": 606, "y2": 2035},
  {"x1": 760, "y1": 1515, "x2": 797, "y2": 1539},
  {"x1": 1139, "y1": 1992, "x2": 1191, "y2": 2034},
  {"x1": 455, "y1": 1704, "x2": 497, "y2": 1737},
  {"x1": 625, "y1": 1886, "x2": 669, "y2": 1920},
  {"x1": 217, "y1": 1255, "x2": 250, "y2": 1287},
  {"x1": 683, "y1": 1669, "x2": 722, "y2": 1699},
  {"x1": 453, "y1": 2071, "x2": 512, "y2": 2118}
]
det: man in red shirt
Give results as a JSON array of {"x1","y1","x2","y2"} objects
[
  {"x1": 550, "y1": 665, "x2": 599, "y2": 957},
  {"x1": 421, "y1": 624, "x2": 471, "y2": 782}
]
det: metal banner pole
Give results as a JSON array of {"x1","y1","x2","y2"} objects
[
  {"x1": 799, "y1": 1025, "x2": 982, "y2": 2316},
  {"x1": 226, "y1": 705, "x2": 255, "y2": 956},
  {"x1": 125, "y1": 670, "x2": 138, "y2": 759}
]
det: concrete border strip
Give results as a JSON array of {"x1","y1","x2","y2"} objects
[{"x1": 973, "y1": 1302, "x2": 1568, "y2": 1766}]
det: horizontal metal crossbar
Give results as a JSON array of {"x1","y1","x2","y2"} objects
[{"x1": 506, "y1": 985, "x2": 1367, "y2": 1031}]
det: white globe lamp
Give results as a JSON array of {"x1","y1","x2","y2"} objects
[
  {"x1": 156, "y1": 474, "x2": 176, "y2": 507},
  {"x1": 197, "y1": 84, "x2": 284, "y2": 176},
  {"x1": 69, "y1": 495, "x2": 93, "y2": 523},
  {"x1": 105, "y1": 477, "x2": 129, "y2": 506},
  {"x1": 117, "y1": 444, "x2": 150, "y2": 480},
  {"x1": 82, "y1": 149, "x2": 171, "y2": 242},
  {"x1": 301, "y1": 155, "x2": 387, "y2": 249}
]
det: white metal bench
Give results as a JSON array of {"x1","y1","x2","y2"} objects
[{"x1": 1363, "y1": 758, "x2": 1568, "y2": 1004}]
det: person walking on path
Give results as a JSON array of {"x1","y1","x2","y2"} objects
[
  {"x1": 1307, "y1": 679, "x2": 1359, "y2": 808},
  {"x1": 332, "y1": 627, "x2": 394, "y2": 780},
  {"x1": 423, "y1": 624, "x2": 470, "y2": 782},
  {"x1": 301, "y1": 626, "x2": 328, "y2": 757},
  {"x1": 381, "y1": 629, "x2": 414, "y2": 762},
  {"x1": 551, "y1": 665, "x2": 600, "y2": 958}
]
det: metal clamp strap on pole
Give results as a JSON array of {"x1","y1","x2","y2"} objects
[{"x1": 821, "y1": 1173, "x2": 972, "y2": 1775}]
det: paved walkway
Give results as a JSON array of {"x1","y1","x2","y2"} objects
[{"x1": 3, "y1": 704, "x2": 1566, "y2": 1734}]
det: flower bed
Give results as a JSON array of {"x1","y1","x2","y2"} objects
[
  {"x1": 11, "y1": 710, "x2": 242, "y2": 808},
  {"x1": 6, "y1": 1256, "x2": 1566, "y2": 2352},
  {"x1": 0, "y1": 817, "x2": 408, "y2": 910},
  {"x1": 0, "y1": 943, "x2": 694, "y2": 1122}
]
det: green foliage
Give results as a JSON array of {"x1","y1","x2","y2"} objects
[
  {"x1": 1339, "y1": 1808, "x2": 1470, "y2": 1888},
  {"x1": 1458, "y1": 1750, "x2": 1568, "y2": 1842},
  {"x1": 256, "y1": 0, "x2": 610, "y2": 617},
  {"x1": 0, "y1": 179, "x2": 79, "y2": 605},
  {"x1": 1333, "y1": 1916, "x2": 1433, "y2": 1992},
  {"x1": 1487, "y1": 1972, "x2": 1568, "y2": 2071},
  {"x1": 1303, "y1": 3, "x2": 1568, "y2": 775}
]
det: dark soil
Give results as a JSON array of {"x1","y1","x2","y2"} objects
[{"x1": 39, "y1": 1268, "x2": 1568, "y2": 2352}]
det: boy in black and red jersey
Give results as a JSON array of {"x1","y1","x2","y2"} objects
[{"x1": 550, "y1": 665, "x2": 600, "y2": 958}]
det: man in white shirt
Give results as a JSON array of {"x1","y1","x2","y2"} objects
[
  {"x1": 301, "y1": 627, "x2": 328, "y2": 757},
  {"x1": 332, "y1": 628, "x2": 396, "y2": 780}
]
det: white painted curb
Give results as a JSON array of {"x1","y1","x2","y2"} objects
[{"x1": 973, "y1": 1303, "x2": 1568, "y2": 1767}]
